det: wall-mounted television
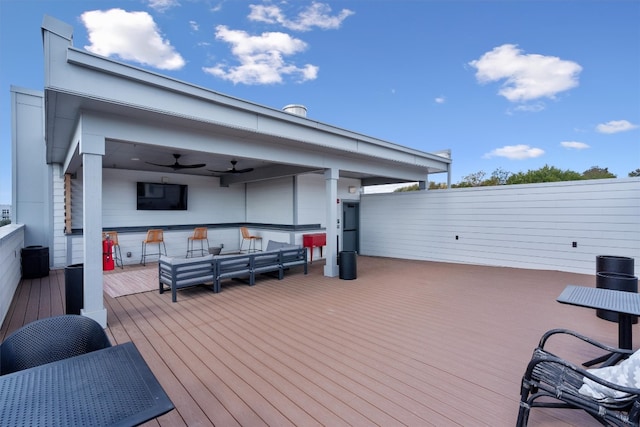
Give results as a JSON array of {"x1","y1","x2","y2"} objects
[{"x1": 136, "y1": 182, "x2": 188, "y2": 211}]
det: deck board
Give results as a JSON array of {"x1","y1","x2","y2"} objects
[{"x1": 1, "y1": 256, "x2": 628, "y2": 426}]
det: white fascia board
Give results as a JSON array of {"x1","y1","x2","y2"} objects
[{"x1": 62, "y1": 47, "x2": 450, "y2": 170}]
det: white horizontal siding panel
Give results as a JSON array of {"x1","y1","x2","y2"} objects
[
  {"x1": 247, "y1": 177, "x2": 293, "y2": 224},
  {"x1": 360, "y1": 179, "x2": 640, "y2": 275}
]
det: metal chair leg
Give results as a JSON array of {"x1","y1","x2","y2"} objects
[{"x1": 114, "y1": 244, "x2": 123, "y2": 268}]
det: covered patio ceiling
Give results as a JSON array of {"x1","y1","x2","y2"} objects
[{"x1": 48, "y1": 88, "x2": 451, "y2": 188}]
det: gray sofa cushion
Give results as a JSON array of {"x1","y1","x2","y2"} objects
[{"x1": 266, "y1": 240, "x2": 300, "y2": 251}]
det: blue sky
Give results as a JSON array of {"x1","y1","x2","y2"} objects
[{"x1": 1, "y1": 0, "x2": 638, "y2": 203}]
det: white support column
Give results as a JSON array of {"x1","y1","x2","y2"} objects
[
  {"x1": 80, "y1": 131, "x2": 107, "y2": 327},
  {"x1": 324, "y1": 168, "x2": 339, "y2": 277}
]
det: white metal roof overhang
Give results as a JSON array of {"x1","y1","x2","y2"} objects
[{"x1": 42, "y1": 17, "x2": 451, "y2": 187}]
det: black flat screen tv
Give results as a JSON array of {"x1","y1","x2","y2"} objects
[{"x1": 136, "y1": 182, "x2": 188, "y2": 210}]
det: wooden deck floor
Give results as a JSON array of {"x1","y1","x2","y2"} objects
[{"x1": 1, "y1": 256, "x2": 632, "y2": 426}]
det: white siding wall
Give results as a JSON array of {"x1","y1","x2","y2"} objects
[
  {"x1": 0, "y1": 225, "x2": 24, "y2": 324},
  {"x1": 62, "y1": 169, "x2": 247, "y2": 267},
  {"x1": 12, "y1": 89, "x2": 50, "y2": 248},
  {"x1": 246, "y1": 177, "x2": 293, "y2": 224},
  {"x1": 241, "y1": 173, "x2": 361, "y2": 250},
  {"x1": 297, "y1": 174, "x2": 326, "y2": 227},
  {"x1": 360, "y1": 178, "x2": 640, "y2": 275},
  {"x1": 297, "y1": 173, "x2": 362, "y2": 228},
  {"x1": 74, "y1": 169, "x2": 248, "y2": 227}
]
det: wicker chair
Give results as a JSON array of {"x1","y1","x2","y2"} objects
[
  {"x1": 0, "y1": 315, "x2": 111, "y2": 375},
  {"x1": 517, "y1": 328, "x2": 640, "y2": 426}
]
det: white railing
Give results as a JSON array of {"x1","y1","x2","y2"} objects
[{"x1": 0, "y1": 224, "x2": 25, "y2": 326}]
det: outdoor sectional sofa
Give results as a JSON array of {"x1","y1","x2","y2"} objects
[{"x1": 158, "y1": 241, "x2": 307, "y2": 302}]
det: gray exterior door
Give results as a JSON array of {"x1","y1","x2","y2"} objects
[{"x1": 342, "y1": 202, "x2": 359, "y2": 252}]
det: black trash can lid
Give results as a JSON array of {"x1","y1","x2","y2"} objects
[
  {"x1": 596, "y1": 271, "x2": 637, "y2": 279},
  {"x1": 66, "y1": 263, "x2": 84, "y2": 268}
]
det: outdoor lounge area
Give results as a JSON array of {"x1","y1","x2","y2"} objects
[
  {"x1": 1, "y1": 255, "x2": 632, "y2": 426},
  {"x1": 3, "y1": 15, "x2": 638, "y2": 426}
]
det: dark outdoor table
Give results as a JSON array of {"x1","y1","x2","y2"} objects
[
  {"x1": 0, "y1": 341, "x2": 174, "y2": 426},
  {"x1": 558, "y1": 285, "x2": 640, "y2": 366}
]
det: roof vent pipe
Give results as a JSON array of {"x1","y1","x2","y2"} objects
[{"x1": 283, "y1": 104, "x2": 307, "y2": 117}]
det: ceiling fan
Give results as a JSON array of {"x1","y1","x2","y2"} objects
[
  {"x1": 209, "y1": 160, "x2": 254, "y2": 175},
  {"x1": 145, "y1": 154, "x2": 206, "y2": 170}
]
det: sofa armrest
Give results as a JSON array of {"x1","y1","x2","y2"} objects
[
  {"x1": 280, "y1": 248, "x2": 308, "y2": 275},
  {"x1": 159, "y1": 255, "x2": 215, "y2": 302}
]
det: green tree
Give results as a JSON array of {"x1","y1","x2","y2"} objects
[
  {"x1": 629, "y1": 168, "x2": 640, "y2": 177},
  {"x1": 506, "y1": 165, "x2": 582, "y2": 184},
  {"x1": 394, "y1": 183, "x2": 421, "y2": 192},
  {"x1": 582, "y1": 166, "x2": 616, "y2": 179},
  {"x1": 452, "y1": 170, "x2": 487, "y2": 188},
  {"x1": 490, "y1": 167, "x2": 512, "y2": 185},
  {"x1": 0, "y1": 219, "x2": 10, "y2": 227},
  {"x1": 428, "y1": 181, "x2": 448, "y2": 190}
]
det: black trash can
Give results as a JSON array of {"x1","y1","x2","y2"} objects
[
  {"x1": 596, "y1": 255, "x2": 634, "y2": 276},
  {"x1": 65, "y1": 263, "x2": 84, "y2": 315},
  {"x1": 21, "y1": 246, "x2": 49, "y2": 279},
  {"x1": 339, "y1": 251, "x2": 357, "y2": 280},
  {"x1": 595, "y1": 255, "x2": 636, "y2": 322},
  {"x1": 596, "y1": 272, "x2": 638, "y2": 323}
]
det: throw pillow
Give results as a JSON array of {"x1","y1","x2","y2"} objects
[{"x1": 579, "y1": 349, "x2": 640, "y2": 403}]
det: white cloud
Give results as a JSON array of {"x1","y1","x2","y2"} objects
[
  {"x1": 510, "y1": 102, "x2": 545, "y2": 113},
  {"x1": 147, "y1": 0, "x2": 180, "y2": 13},
  {"x1": 81, "y1": 9, "x2": 185, "y2": 70},
  {"x1": 248, "y1": 2, "x2": 354, "y2": 31},
  {"x1": 596, "y1": 120, "x2": 639, "y2": 134},
  {"x1": 561, "y1": 141, "x2": 589, "y2": 150},
  {"x1": 469, "y1": 44, "x2": 582, "y2": 103},
  {"x1": 189, "y1": 21, "x2": 199, "y2": 32},
  {"x1": 210, "y1": 2, "x2": 224, "y2": 13},
  {"x1": 483, "y1": 144, "x2": 545, "y2": 160},
  {"x1": 435, "y1": 96, "x2": 445, "y2": 104},
  {"x1": 203, "y1": 26, "x2": 318, "y2": 84}
]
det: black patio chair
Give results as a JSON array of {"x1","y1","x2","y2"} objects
[
  {"x1": 0, "y1": 314, "x2": 111, "y2": 375},
  {"x1": 517, "y1": 328, "x2": 640, "y2": 426}
]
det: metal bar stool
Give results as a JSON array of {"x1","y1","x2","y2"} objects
[
  {"x1": 186, "y1": 227, "x2": 209, "y2": 258},
  {"x1": 141, "y1": 229, "x2": 166, "y2": 265},
  {"x1": 240, "y1": 227, "x2": 262, "y2": 253},
  {"x1": 103, "y1": 231, "x2": 123, "y2": 268}
]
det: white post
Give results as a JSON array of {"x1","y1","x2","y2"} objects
[
  {"x1": 80, "y1": 130, "x2": 107, "y2": 327},
  {"x1": 324, "y1": 168, "x2": 339, "y2": 277}
]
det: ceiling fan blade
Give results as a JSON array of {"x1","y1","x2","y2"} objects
[
  {"x1": 232, "y1": 167, "x2": 254, "y2": 173},
  {"x1": 145, "y1": 153, "x2": 205, "y2": 170},
  {"x1": 209, "y1": 160, "x2": 253, "y2": 174},
  {"x1": 174, "y1": 163, "x2": 206, "y2": 169},
  {"x1": 145, "y1": 161, "x2": 175, "y2": 168}
]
